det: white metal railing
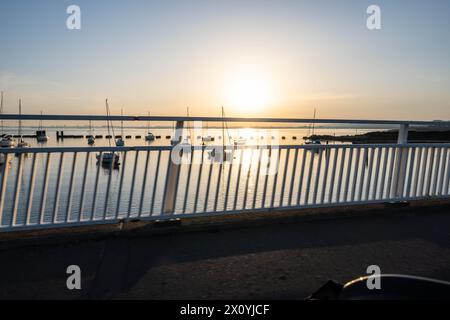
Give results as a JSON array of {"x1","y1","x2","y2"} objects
[{"x1": 0, "y1": 143, "x2": 449, "y2": 232}]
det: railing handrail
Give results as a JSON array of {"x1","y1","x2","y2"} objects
[
  {"x1": 1, "y1": 114, "x2": 450, "y2": 126},
  {"x1": 3, "y1": 142, "x2": 450, "y2": 154}
]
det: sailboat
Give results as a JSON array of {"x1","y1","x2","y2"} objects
[
  {"x1": 96, "y1": 99, "x2": 120, "y2": 167},
  {"x1": 87, "y1": 120, "x2": 95, "y2": 145},
  {"x1": 201, "y1": 120, "x2": 213, "y2": 142},
  {"x1": 115, "y1": 108, "x2": 125, "y2": 146},
  {"x1": 305, "y1": 108, "x2": 321, "y2": 145},
  {"x1": 180, "y1": 107, "x2": 192, "y2": 149},
  {"x1": 36, "y1": 111, "x2": 49, "y2": 142},
  {"x1": 17, "y1": 99, "x2": 30, "y2": 148},
  {"x1": 0, "y1": 92, "x2": 16, "y2": 148},
  {"x1": 145, "y1": 111, "x2": 155, "y2": 141},
  {"x1": 209, "y1": 107, "x2": 232, "y2": 162}
]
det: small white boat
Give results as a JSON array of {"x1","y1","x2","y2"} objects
[
  {"x1": 233, "y1": 138, "x2": 246, "y2": 146},
  {"x1": 16, "y1": 99, "x2": 30, "y2": 149},
  {"x1": 87, "y1": 136, "x2": 95, "y2": 145},
  {"x1": 145, "y1": 112, "x2": 155, "y2": 141},
  {"x1": 202, "y1": 135, "x2": 214, "y2": 142},
  {"x1": 36, "y1": 112, "x2": 49, "y2": 142},
  {"x1": 17, "y1": 138, "x2": 30, "y2": 148},
  {"x1": 96, "y1": 99, "x2": 120, "y2": 167},
  {"x1": 208, "y1": 148, "x2": 233, "y2": 162},
  {"x1": 87, "y1": 120, "x2": 95, "y2": 145},
  {"x1": 115, "y1": 108, "x2": 125, "y2": 146},
  {"x1": 36, "y1": 131, "x2": 49, "y2": 142},
  {"x1": 305, "y1": 139, "x2": 321, "y2": 145},
  {"x1": 115, "y1": 137, "x2": 125, "y2": 146},
  {"x1": 96, "y1": 152, "x2": 120, "y2": 166},
  {"x1": 145, "y1": 132, "x2": 155, "y2": 141},
  {"x1": 0, "y1": 135, "x2": 16, "y2": 147}
]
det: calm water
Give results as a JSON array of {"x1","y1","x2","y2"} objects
[{"x1": 2, "y1": 126, "x2": 446, "y2": 227}]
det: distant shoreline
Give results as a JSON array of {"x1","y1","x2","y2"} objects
[{"x1": 308, "y1": 130, "x2": 450, "y2": 143}]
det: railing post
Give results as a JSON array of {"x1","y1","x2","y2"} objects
[
  {"x1": 162, "y1": 120, "x2": 184, "y2": 214},
  {"x1": 393, "y1": 124, "x2": 409, "y2": 198}
]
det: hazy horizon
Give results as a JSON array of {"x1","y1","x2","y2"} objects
[{"x1": 1, "y1": 0, "x2": 449, "y2": 120}]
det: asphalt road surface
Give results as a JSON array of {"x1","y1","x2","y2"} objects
[{"x1": 1, "y1": 203, "x2": 450, "y2": 299}]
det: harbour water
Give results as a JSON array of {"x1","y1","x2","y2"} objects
[{"x1": 1, "y1": 126, "x2": 448, "y2": 228}]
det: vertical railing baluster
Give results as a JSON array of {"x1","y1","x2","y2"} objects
[
  {"x1": 312, "y1": 148, "x2": 323, "y2": 205},
  {"x1": 0, "y1": 153, "x2": 11, "y2": 227},
  {"x1": 304, "y1": 149, "x2": 315, "y2": 205},
  {"x1": 288, "y1": 148, "x2": 299, "y2": 206},
  {"x1": 439, "y1": 148, "x2": 449, "y2": 196},
  {"x1": 371, "y1": 147, "x2": 382, "y2": 201},
  {"x1": 127, "y1": 150, "x2": 140, "y2": 217},
  {"x1": 320, "y1": 147, "x2": 331, "y2": 204},
  {"x1": 351, "y1": 148, "x2": 361, "y2": 202},
  {"x1": 431, "y1": 147, "x2": 442, "y2": 196},
  {"x1": 151, "y1": 150, "x2": 162, "y2": 215},
  {"x1": 364, "y1": 147, "x2": 375, "y2": 201},
  {"x1": 412, "y1": 147, "x2": 423, "y2": 198},
  {"x1": 336, "y1": 148, "x2": 346, "y2": 203},
  {"x1": 52, "y1": 152, "x2": 65, "y2": 223},
  {"x1": 418, "y1": 147, "x2": 429, "y2": 197},
  {"x1": 261, "y1": 148, "x2": 272, "y2": 208},
  {"x1": 379, "y1": 147, "x2": 390, "y2": 199},
  {"x1": 213, "y1": 149, "x2": 224, "y2": 212},
  {"x1": 279, "y1": 148, "x2": 290, "y2": 207},
  {"x1": 194, "y1": 148, "x2": 205, "y2": 213},
  {"x1": 405, "y1": 147, "x2": 416, "y2": 198},
  {"x1": 11, "y1": 153, "x2": 24, "y2": 226},
  {"x1": 425, "y1": 147, "x2": 436, "y2": 196},
  {"x1": 269, "y1": 148, "x2": 280, "y2": 208},
  {"x1": 183, "y1": 149, "x2": 194, "y2": 213},
  {"x1": 328, "y1": 147, "x2": 339, "y2": 203},
  {"x1": 0, "y1": 153, "x2": 10, "y2": 226},
  {"x1": 252, "y1": 148, "x2": 263, "y2": 209},
  {"x1": 203, "y1": 151, "x2": 214, "y2": 213},
  {"x1": 356, "y1": 148, "x2": 372, "y2": 201},
  {"x1": 438, "y1": 147, "x2": 446, "y2": 194},
  {"x1": 343, "y1": 148, "x2": 354, "y2": 202},
  {"x1": 103, "y1": 151, "x2": 115, "y2": 220},
  {"x1": 115, "y1": 151, "x2": 127, "y2": 219},
  {"x1": 65, "y1": 152, "x2": 77, "y2": 223},
  {"x1": 40, "y1": 153, "x2": 51, "y2": 224},
  {"x1": 386, "y1": 147, "x2": 397, "y2": 199},
  {"x1": 138, "y1": 150, "x2": 151, "y2": 216},
  {"x1": 233, "y1": 148, "x2": 244, "y2": 210},
  {"x1": 296, "y1": 148, "x2": 307, "y2": 205},
  {"x1": 78, "y1": 152, "x2": 90, "y2": 222},
  {"x1": 25, "y1": 152, "x2": 38, "y2": 226},
  {"x1": 223, "y1": 149, "x2": 234, "y2": 211},
  {"x1": 443, "y1": 148, "x2": 450, "y2": 195},
  {"x1": 242, "y1": 148, "x2": 254, "y2": 210},
  {"x1": 90, "y1": 152, "x2": 102, "y2": 221}
]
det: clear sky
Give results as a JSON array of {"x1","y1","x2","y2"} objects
[{"x1": 1, "y1": 0, "x2": 449, "y2": 120}]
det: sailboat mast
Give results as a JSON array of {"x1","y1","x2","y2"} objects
[
  {"x1": 39, "y1": 110, "x2": 42, "y2": 130},
  {"x1": 221, "y1": 106, "x2": 225, "y2": 147},
  {"x1": 18, "y1": 99, "x2": 22, "y2": 137},
  {"x1": 106, "y1": 99, "x2": 111, "y2": 147},
  {"x1": 121, "y1": 108, "x2": 124, "y2": 136},
  {"x1": 0, "y1": 91, "x2": 3, "y2": 135},
  {"x1": 311, "y1": 108, "x2": 316, "y2": 136}
]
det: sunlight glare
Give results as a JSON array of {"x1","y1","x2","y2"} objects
[{"x1": 223, "y1": 70, "x2": 274, "y2": 113}]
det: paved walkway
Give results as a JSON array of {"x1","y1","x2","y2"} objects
[{"x1": 1, "y1": 203, "x2": 450, "y2": 299}]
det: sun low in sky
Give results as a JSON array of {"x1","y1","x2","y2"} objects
[{"x1": 222, "y1": 69, "x2": 275, "y2": 114}]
